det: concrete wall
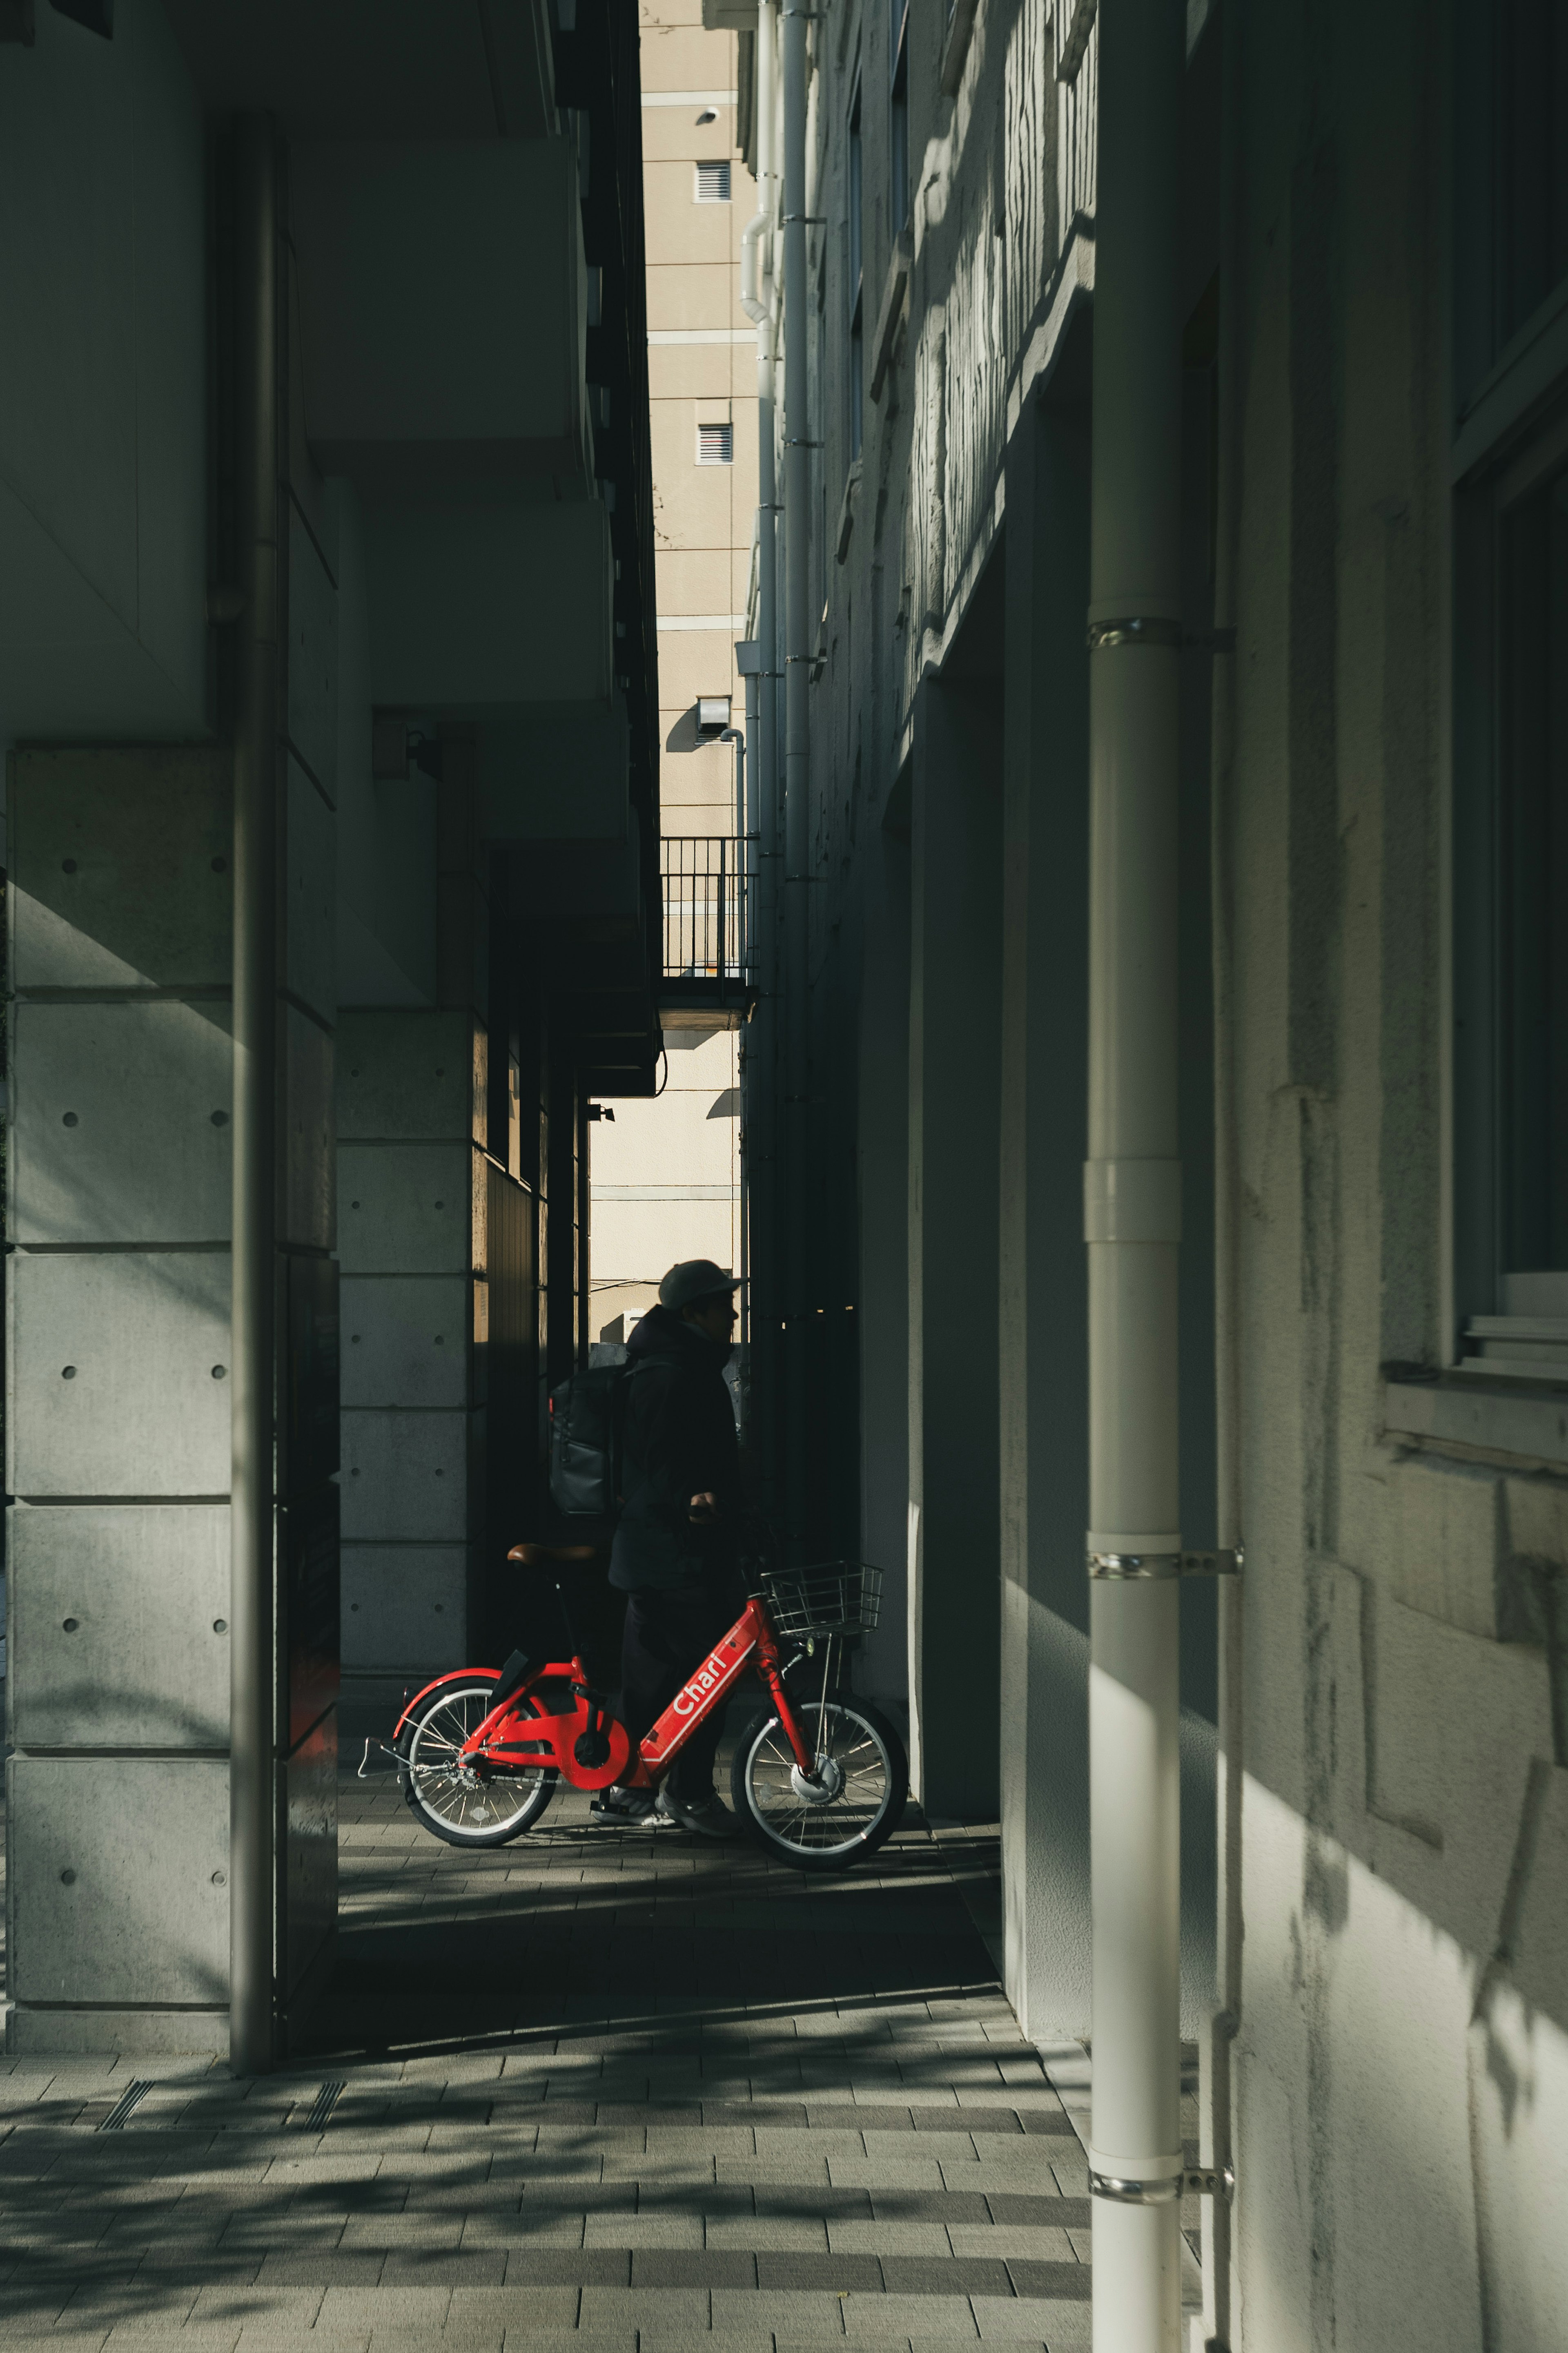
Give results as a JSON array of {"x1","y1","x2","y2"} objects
[
  {"x1": 775, "y1": 0, "x2": 1568, "y2": 2337},
  {"x1": 1211, "y1": 7, "x2": 1568, "y2": 2344},
  {"x1": 6, "y1": 734, "x2": 337, "y2": 2055}
]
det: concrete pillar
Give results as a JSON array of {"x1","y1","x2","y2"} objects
[
  {"x1": 998, "y1": 377, "x2": 1095, "y2": 2041},
  {"x1": 337, "y1": 744, "x2": 493, "y2": 1692},
  {"x1": 907, "y1": 676, "x2": 1003, "y2": 1818},
  {"x1": 857, "y1": 814, "x2": 912, "y2": 1709},
  {"x1": 6, "y1": 724, "x2": 339, "y2": 2054}
]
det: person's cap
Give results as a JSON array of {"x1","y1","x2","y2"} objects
[{"x1": 659, "y1": 1259, "x2": 741, "y2": 1311}]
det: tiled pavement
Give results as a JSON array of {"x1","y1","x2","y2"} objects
[{"x1": 0, "y1": 1746, "x2": 1201, "y2": 2352}]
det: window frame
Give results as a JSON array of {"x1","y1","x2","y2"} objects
[
  {"x1": 889, "y1": 0, "x2": 909, "y2": 239},
  {"x1": 1448, "y1": 1, "x2": 1568, "y2": 1386},
  {"x1": 848, "y1": 74, "x2": 864, "y2": 462}
]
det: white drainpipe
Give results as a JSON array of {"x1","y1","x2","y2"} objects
[
  {"x1": 780, "y1": 0, "x2": 809, "y2": 1543},
  {"x1": 1084, "y1": 3, "x2": 1188, "y2": 2349}
]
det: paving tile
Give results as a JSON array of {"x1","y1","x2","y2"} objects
[
  {"x1": 1001, "y1": 2262, "x2": 1092, "y2": 2302},
  {"x1": 710, "y1": 2289, "x2": 851, "y2": 2337},
  {"x1": 972, "y1": 2297, "x2": 1092, "y2": 2345},
  {"x1": 841, "y1": 2294, "x2": 978, "y2": 2339},
  {"x1": 706, "y1": 2216, "x2": 828, "y2": 2250},
  {"x1": 828, "y1": 2222, "x2": 950, "y2": 2255}
]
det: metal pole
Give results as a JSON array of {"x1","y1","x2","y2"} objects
[
  {"x1": 781, "y1": 0, "x2": 810, "y2": 1549},
  {"x1": 739, "y1": 662, "x2": 761, "y2": 1355},
  {"x1": 1084, "y1": 3, "x2": 1186, "y2": 2346},
  {"x1": 230, "y1": 114, "x2": 279, "y2": 2079}
]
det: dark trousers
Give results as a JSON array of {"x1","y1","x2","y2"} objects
[{"x1": 620, "y1": 1567, "x2": 748, "y2": 1801}]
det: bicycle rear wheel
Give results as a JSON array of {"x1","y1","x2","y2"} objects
[
  {"x1": 398, "y1": 1679, "x2": 556, "y2": 1847},
  {"x1": 732, "y1": 1694, "x2": 906, "y2": 1871}
]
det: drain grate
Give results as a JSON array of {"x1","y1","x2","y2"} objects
[
  {"x1": 301, "y1": 2079, "x2": 346, "y2": 2133},
  {"x1": 99, "y1": 2080, "x2": 154, "y2": 2132}
]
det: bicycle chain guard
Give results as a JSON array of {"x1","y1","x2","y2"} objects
[{"x1": 459, "y1": 1673, "x2": 632, "y2": 1791}]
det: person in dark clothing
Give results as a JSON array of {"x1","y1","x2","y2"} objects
[{"x1": 597, "y1": 1258, "x2": 746, "y2": 1838}]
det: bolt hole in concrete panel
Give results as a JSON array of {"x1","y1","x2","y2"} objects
[
  {"x1": 11, "y1": 747, "x2": 231, "y2": 989},
  {"x1": 336, "y1": 1011, "x2": 475, "y2": 1143},
  {"x1": 11, "y1": 1506, "x2": 230, "y2": 1749},
  {"x1": 341, "y1": 1545, "x2": 468, "y2": 1671},
  {"x1": 10, "y1": 1757, "x2": 230, "y2": 2009},
  {"x1": 13, "y1": 1001, "x2": 232, "y2": 1244},
  {"x1": 339, "y1": 1412, "x2": 472, "y2": 1541},
  {"x1": 337, "y1": 1144, "x2": 471, "y2": 1274},
  {"x1": 13, "y1": 1257, "x2": 231, "y2": 1497},
  {"x1": 339, "y1": 1278, "x2": 470, "y2": 1409}
]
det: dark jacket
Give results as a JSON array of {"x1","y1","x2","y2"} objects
[{"x1": 608, "y1": 1306, "x2": 740, "y2": 1592}]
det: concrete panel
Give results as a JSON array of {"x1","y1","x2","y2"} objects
[
  {"x1": 336, "y1": 1008, "x2": 478, "y2": 1141},
  {"x1": 10, "y1": 1251, "x2": 230, "y2": 1499},
  {"x1": 0, "y1": 0, "x2": 207, "y2": 739},
  {"x1": 279, "y1": 1481, "x2": 340, "y2": 1750},
  {"x1": 5, "y1": 2000, "x2": 227, "y2": 2056},
  {"x1": 9, "y1": 745, "x2": 230, "y2": 991},
  {"x1": 9, "y1": 999, "x2": 232, "y2": 1247},
  {"x1": 7, "y1": 1755, "x2": 228, "y2": 2007},
  {"x1": 7, "y1": 1503, "x2": 229, "y2": 1751},
  {"x1": 282, "y1": 1254, "x2": 341, "y2": 1501},
  {"x1": 288, "y1": 521, "x2": 339, "y2": 798},
  {"x1": 282, "y1": 1708, "x2": 337, "y2": 2004},
  {"x1": 292, "y1": 138, "x2": 586, "y2": 474},
  {"x1": 341, "y1": 1408, "x2": 472, "y2": 1541},
  {"x1": 284, "y1": 1004, "x2": 336, "y2": 1253},
  {"x1": 342, "y1": 1543, "x2": 468, "y2": 1670},
  {"x1": 363, "y1": 495, "x2": 612, "y2": 708},
  {"x1": 286, "y1": 759, "x2": 337, "y2": 1030},
  {"x1": 339, "y1": 1142, "x2": 474, "y2": 1274},
  {"x1": 341, "y1": 1276, "x2": 472, "y2": 1410},
  {"x1": 477, "y1": 699, "x2": 630, "y2": 841}
]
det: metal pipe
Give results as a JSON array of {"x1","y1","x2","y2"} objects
[
  {"x1": 229, "y1": 114, "x2": 280, "y2": 2079},
  {"x1": 739, "y1": 656, "x2": 762, "y2": 1357},
  {"x1": 781, "y1": 0, "x2": 810, "y2": 1547},
  {"x1": 1084, "y1": 3, "x2": 1186, "y2": 2346}
]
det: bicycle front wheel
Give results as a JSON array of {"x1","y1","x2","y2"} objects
[
  {"x1": 398, "y1": 1680, "x2": 556, "y2": 1847},
  {"x1": 732, "y1": 1694, "x2": 906, "y2": 1871}
]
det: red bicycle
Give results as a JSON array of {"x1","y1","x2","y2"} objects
[{"x1": 389, "y1": 1546, "x2": 907, "y2": 1873}]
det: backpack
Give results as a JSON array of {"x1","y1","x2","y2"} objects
[{"x1": 548, "y1": 1362, "x2": 641, "y2": 1519}]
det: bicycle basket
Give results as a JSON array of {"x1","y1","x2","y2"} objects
[{"x1": 759, "y1": 1560, "x2": 882, "y2": 1640}]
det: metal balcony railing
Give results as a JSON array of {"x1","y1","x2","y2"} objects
[{"x1": 661, "y1": 836, "x2": 753, "y2": 989}]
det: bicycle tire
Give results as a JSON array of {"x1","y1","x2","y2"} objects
[
  {"x1": 731, "y1": 1693, "x2": 906, "y2": 1872},
  {"x1": 398, "y1": 1679, "x2": 557, "y2": 1848}
]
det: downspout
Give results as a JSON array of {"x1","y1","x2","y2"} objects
[
  {"x1": 1084, "y1": 3, "x2": 1187, "y2": 2349},
  {"x1": 780, "y1": 0, "x2": 810, "y2": 1547},
  {"x1": 736, "y1": 656, "x2": 763, "y2": 1358},
  {"x1": 743, "y1": 0, "x2": 781, "y2": 1503},
  {"x1": 230, "y1": 114, "x2": 280, "y2": 2079}
]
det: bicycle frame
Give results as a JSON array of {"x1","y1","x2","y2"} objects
[{"x1": 392, "y1": 1592, "x2": 817, "y2": 1793}]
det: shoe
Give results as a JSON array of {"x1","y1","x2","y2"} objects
[
  {"x1": 655, "y1": 1787, "x2": 742, "y2": 1840},
  {"x1": 590, "y1": 1786, "x2": 656, "y2": 1823}
]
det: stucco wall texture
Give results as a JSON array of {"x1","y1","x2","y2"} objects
[{"x1": 784, "y1": 0, "x2": 1568, "y2": 2344}]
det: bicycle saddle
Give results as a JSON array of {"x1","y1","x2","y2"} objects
[{"x1": 506, "y1": 1539, "x2": 604, "y2": 1566}]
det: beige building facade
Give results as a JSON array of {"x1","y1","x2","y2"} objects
[{"x1": 591, "y1": 0, "x2": 755, "y2": 1336}]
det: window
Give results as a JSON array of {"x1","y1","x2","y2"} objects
[
  {"x1": 697, "y1": 421, "x2": 734, "y2": 464},
  {"x1": 1450, "y1": 4, "x2": 1568, "y2": 1386},
  {"x1": 889, "y1": 0, "x2": 909, "y2": 237},
  {"x1": 695, "y1": 161, "x2": 732, "y2": 203},
  {"x1": 849, "y1": 77, "x2": 864, "y2": 459},
  {"x1": 1496, "y1": 0, "x2": 1568, "y2": 351}
]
